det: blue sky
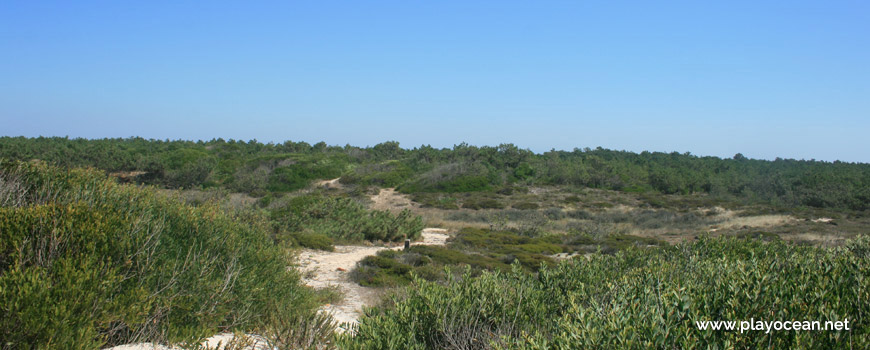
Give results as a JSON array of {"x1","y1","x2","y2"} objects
[{"x1": 1, "y1": 1, "x2": 868, "y2": 162}]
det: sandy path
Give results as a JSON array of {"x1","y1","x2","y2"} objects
[
  {"x1": 108, "y1": 228, "x2": 448, "y2": 349},
  {"x1": 298, "y1": 228, "x2": 449, "y2": 332},
  {"x1": 369, "y1": 188, "x2": 418, "y2": 212},
  {"x1": 315, "y1": 177, "x2": 342, "y2": 189}
]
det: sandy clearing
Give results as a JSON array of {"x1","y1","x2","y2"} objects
[
  {"x1": 369, "y1": 188, "x2": 417, "y2": 212},
  {"x1": 711, "y1": 214, "x2": 796, "y2": 230},
  {"x1": 298, "y1": 228, "x2": 449, "y2": 331},
  {"x1": 315, "y1": 177, "x2": 342, "y2": 189},
  {"x1": 106, "y1": 333, "x2": 271, "y2": 350}
]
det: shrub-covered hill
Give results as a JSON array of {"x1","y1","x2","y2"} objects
[
  {"x1": 0, "y1": 161, "x2": 318, "y2": 348},
  {"x1": 1, "y1": 137, "x2": 867, "y2": 211},
  {"x1": 342, "y1": 236, "x2": 870, "y2": 349}
]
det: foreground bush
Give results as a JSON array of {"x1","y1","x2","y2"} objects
[
  {"x1": 341, "y1": 236, "x2": 870, "y2": 349},
  {"x1": 0, "y1": 161, "x2": 318, "y2": 348}
]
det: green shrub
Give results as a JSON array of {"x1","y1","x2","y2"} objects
[
  {"x1": 733, "y1": 230, "x2": 781, "y2": 242},
  {"x1": 410, "y1": 193, "x2": 460, "y2": 209},
  {"x1": 566, "y1": 209, "x2": 593, "y2": 219},
  {"x1": 563, "y1": 195, "x2": 582, "y2": 203},
  {"x1": 340, "y1": 161, "x2": 413, "y2": 187},
  {"x1": 292, "y1": 232, "x2": 335, "y2": 251},
  {"x1": 350, "y1": 256, "x2": 414, "y2": 287},
  {"x1": 265, "y1": 157, "x2": 344, "y2": 193},
  {"x1": 410, "y1": 245, "x2": 507, "y2": 272},
  {"x1": 342, "y1": 236, "x2": 870, "y2": 349},
  {"x1": 398, "y1": 162, "x2": 496, "y2": 193},
  {"x1": 512, "y1": 201, "x2": 539, "y2": 210},
  {"x1": 463, "y1": 198, "x2": 504, "y2": 210},
  {"x1": 543, "y1": 207, "x2": 566, "y2": 220},
  {"x1": 0, "y1": 161, "x2": 317, "y2": 348},
  {"x1": 272, "y1": 195, "x2": 424, "y2": 243}
]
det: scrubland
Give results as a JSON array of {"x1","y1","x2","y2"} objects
[{"x1": 1, "y1": 137, "x2": 868, "y2": 349}]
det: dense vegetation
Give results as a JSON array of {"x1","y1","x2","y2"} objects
[
  {"x1": 342, "y1": 235, "x2": 870, "y2": 349},
  {"x1": 1, "y1": 136, "x2": 867, "y2": 349},
  {"x1": 0, "y1": 161, "x2": 327, "y2": 348},
  {"x1": 1, "y1": 136, "x2": 867, "y2": 211},
  {"x1": 351, "y1": 228, "x2": 666, "y2": 288},
  {"x1": 271, "y1": 194, "x2": 423, "y2": 245}
]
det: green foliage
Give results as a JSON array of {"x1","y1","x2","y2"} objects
[
  {"x1": 264, "y1": 155, "x2": 346, "y2": 193},
  {"x1": 0, "y1": 161, "x2": 316, "y2": 348},
  {"x1": 350, "y1": 255, "x2": 414, "y2": 287},
  {"x1": 2, "y1": 137, "x2": 867, "y2": 211},
  {"x1": 452, "y1": 228, "x2": 561, "y2": 269},
  {"x1": 513, "y1": 162, "x2": 535, "y2": 180},
  {"x1": 350, "y1": 228, "x2": 571, "y2": 289},
  {"x1": 463, "y1": 198, "x2": 505, "y2": 210},
  {"x1": 339, "y1": 265, "x2": 548, "y2": 350},
  {"x1": 342, "y1": 236, "x2": 870, "y2": 349},
  {"x1": 512, "y1": 201, "x2": 540, "y2": 210},
  {"x1": 341, "y1": 161, "x2": 413, "y2": 187},
  {"x1": 292, "y1": 233, "x2": 335, "y2": 251},
  {"x1": 409, "y1": 245, "x2": 507, "y2": 272},
  {"x1": 398, "y1": 162, "x2": 496, "y2": 193},
  {"x1": 260, "y1": 303, "x2": 337, "y2": 350},
  {"x1": 409, "y1": 193, "x2": 460, "y2": 209},
  {"x1": 733, "y1": 230, "x2": 781, "y2": 242},
  {"x1": 272, "y1": 195, "x2": 424, "y2": 243}
]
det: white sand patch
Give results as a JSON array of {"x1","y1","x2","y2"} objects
[
  {"x1": 315, "y1": 177, "x2": 342, "y2": 189},
  {"x1": 369, "y1": 188, "x2": 417, "y2": 212},
  {"x1": 710, "y1": 214, "x2": 796, "y2": 230},
  {"x1": 298, "y1": 228, "x2": 448, "y2": 332},
  {"x1": 106, "y1": 333, "x2": 270, "y2": 350}
]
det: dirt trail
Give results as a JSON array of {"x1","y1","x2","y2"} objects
[
  {"x1": 110, "y1": 229, "x2": 449, "y2": 349},
  {"x1": 315, "y1": 177, "x2": 342, "y2": 189},
  {"x1": 370, "y1": 187, "x2": 418, "y2": 211},
  {"x1": 298, "y1": 228, "x2": 448, "y2": 332}
]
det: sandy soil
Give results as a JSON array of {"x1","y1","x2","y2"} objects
[
  {"x1": 315, "y1": 177, "x2": 342, "y2": 189},
  {"x1": 370, "y1": 188, "x2": 418, "y2": 212},
  {"x1": 298, "y1": 228, "x2": 448, "y2": 331},
  {"x1": 711, "y1": 214, "x2": 796, "y2": 230}
]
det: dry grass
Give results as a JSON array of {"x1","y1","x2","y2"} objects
[
  {"x1": 712, "y1": 214, "x2": 796, "y2": 230},
  {"x1": 349, "y1": 184, "x2": 866, "y2": 249}
]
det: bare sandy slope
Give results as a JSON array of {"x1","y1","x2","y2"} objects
[
  {"x1": 298, "y1": 228, "x2": 448, "y2": 331},
  {"x1": 370, "y1": 187, "x2": 418, "y2": 212}
]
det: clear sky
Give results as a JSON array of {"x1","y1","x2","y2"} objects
[{"x1": 1, "y1": 1, "x2": 868, "y2": 162}]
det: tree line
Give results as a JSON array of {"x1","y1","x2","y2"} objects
[{"x1": 1, "y1": 136, "x2": 867, "y2": 211}]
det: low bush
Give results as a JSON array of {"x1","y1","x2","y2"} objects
[
  {"x1": 349, "y1": 245, "x2": 510, "y2": 288},
  {"x1": 340, "y1": 160, "x2": 413, "y2": 187},
  {"x1": 350, "y1": 256, "x2": 414, "y2": 287},
  {"x1": 566, "y1": 209, "x2": 593, "y2": 219},
  {"x1": 272, "y1": 195, "x2": 423, "y2": 243},
  {"x1": 563, "y1": 194, "x2": 582, "y2": 203},
  {"x1": 410, "y1": 193, "x2": 460, "y2": 209},
  {"x1": 512, "y1": 201, "x2": 539, "y2": 210},
  {"x1": 0, "y1": 161, "x2": 318, "y2": 348},
  {"x1": 733, "y1": 230, "x2": 781, "y2": 242},
  {"x1": 543, "y1": 207, "x2": 566, "y2": 220},
  {"x1": 342, "y1": 235, "x2": 870, "y2": 349},
  {"x1": 398, "y1": 162, "x2": 496, "y2": 193},
  {"x1": 292, "y1": 232, "x2": 335, "y2": 251},
  {"x1": 463, "y1": 198, "x2": 504, "y2": 210}
]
